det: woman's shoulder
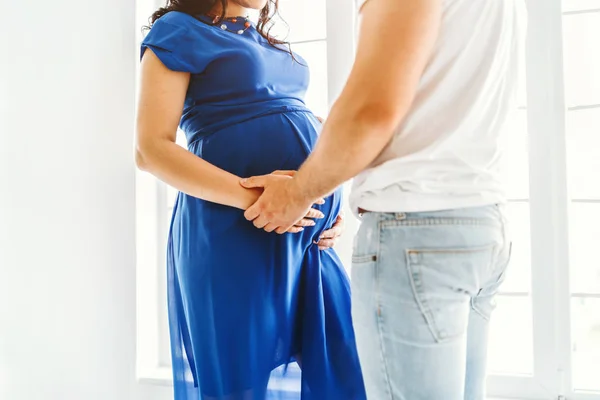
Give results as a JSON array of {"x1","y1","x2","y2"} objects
[
  {"x1": 153, "y1": 11, "x2": 211, "y2": 34},
  {"x1": 142, "y1": 11, "x2": 216, "y2": 73}
]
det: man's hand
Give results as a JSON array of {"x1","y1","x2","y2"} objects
[
  {"x1": 241, "y1": 173, "x2": 315, "y2": 234},
  {"x1": 316, "y1": 214, "x2": 344, "y2": 250}
]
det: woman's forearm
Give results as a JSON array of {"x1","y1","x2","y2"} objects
[{"x1": 136, "y1": 138, "x2": 260, "y2": 210}]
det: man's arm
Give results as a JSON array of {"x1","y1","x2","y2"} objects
[
  {"x1": 242, "y1": 0, "x2": 442, "y2": 232},
  {"x1": 293, "y1": 0, "x2": 442, "y2": 200}
]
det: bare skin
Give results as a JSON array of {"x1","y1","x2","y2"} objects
[
  {"x1": 135, "y1": 1, "x2": 343, "y2": 244},
  {"x1": 213, "y1": 0, "x2": 267, "y2": 16},
  {"x1": 242, "y1": 0, "x2": 443, "y2": 233}
]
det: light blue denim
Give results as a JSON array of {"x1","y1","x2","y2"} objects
[{"x1": 351, "y1": 205, "x2": 511, "y2": 400}]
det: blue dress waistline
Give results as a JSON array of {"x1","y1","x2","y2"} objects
[{"x1": 185, "y1": 101, "x2": 314, "y2": 146}]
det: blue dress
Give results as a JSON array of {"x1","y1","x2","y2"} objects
[{"x1": 141, "y1": 11, "x2": 366, "y2": 400}]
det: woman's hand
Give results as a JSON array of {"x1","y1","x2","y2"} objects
[
  {"x1": 315, "y1": 213, "x2": 344, "y2": 250},
  {"x1": 286, "y1": 206, "x2": 325, "y2": 233}
]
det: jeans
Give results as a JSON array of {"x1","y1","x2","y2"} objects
[{"x1": 351, "y1": 205, "x2": 511, "y2": 400}]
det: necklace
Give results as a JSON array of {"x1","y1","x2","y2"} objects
[{"x1": 205, "y1": 14, "x2": 252, "y2": 35}]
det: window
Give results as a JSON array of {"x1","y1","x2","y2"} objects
[
  {"x1": 136, "y1": 0, "x2": 600, "y2": 398},
  {"x1": 486, "y1": 1, "x2": 600, "y2": 399},
  {"x1": 563, "y1": 0, "x2": 600, "y2": 395}
]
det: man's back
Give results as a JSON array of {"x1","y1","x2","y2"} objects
[{"x1": 351, "y1": 0, "x2": 527, "y2": 213}]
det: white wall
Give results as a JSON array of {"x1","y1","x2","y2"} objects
[
  {"x1": 0, "y1": 0, "x2": 356, "y2": 398},
  {"x1": 0, "y1": 1, "x2": 168, "y2": 399}
]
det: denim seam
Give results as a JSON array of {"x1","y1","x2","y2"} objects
[
  {"x1": 375, "y1": 219, "x2": 394, "y2": 400},
  {"x1": 470, "y1": 297, "x2": 492, "y2": 321},
  {"x1": 404, "y1": 250, "x2": 444, "y2": 343},
  {"x1": 472, "y1": 242, "x2": 512, "y2": 320},
  {"x1": 471, "y1": 242, "x2": 501, "y2": 320},
  {"x1": 380, "y1": 218, "x2": 496, "y2": 228},
  {"x1": 352, "y1": 254, "x2": 377, "y2": 264}
]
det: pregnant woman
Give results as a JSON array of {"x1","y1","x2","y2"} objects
[{"x1": 135, "y1": 1, "x2": 366, "y2": 399}]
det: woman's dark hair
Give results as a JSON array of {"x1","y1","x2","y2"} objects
[{"x1": 147, "y1": 0, "x2": 293, "y2": 56}]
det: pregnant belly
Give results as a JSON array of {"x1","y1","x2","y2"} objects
[
  {"x1": 191, "y1": 110, "x2": 319, "y2": 177},
  {"x1": 184, "y1": 110, "x2": 342, "y2": 232}
]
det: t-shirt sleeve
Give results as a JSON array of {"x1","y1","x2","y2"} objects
[{"x1": 141, "y1": 12, "x2": 206, "y2": 74}]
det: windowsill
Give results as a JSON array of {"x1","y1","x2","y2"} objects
[
  {"x1": 137, "y1": 365, "x2": 172, "y2": 387},
  {"x1": 137, "y1": 367, "x2": 525, "y2": 400}
]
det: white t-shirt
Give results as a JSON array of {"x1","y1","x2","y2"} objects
[{"x1": 350, "y1": 0, "x2": 527, "y2": 214}]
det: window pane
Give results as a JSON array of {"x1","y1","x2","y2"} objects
[
  {"x1": 563, "y1": 0, "x2": 600, "y2": 12},
  {"x1": 517, "y1": 44, "x2": 527, "y2": 108},
  {"x1": 571, "y1": 297, "x2": 600, "y2": 392},
  {"x1": 167, "y1": 186, "x2": 178, "y2": 208},
  {"x1": 176, "y1": 128, "x2": 187, "y2": 147},
  {"x1": 488, "y1": 296, "x2": 534, "y2": 374},
  {"x1": 504, "y1": 110, "x2": 529, "y2": 200},
  {"x1": 294, "y1": 42, "x2": 329, "y2": 117},
  {"x1": 562, "y1": 11, "x2": 600, "y2": 106},
  {"x1": 502, "y1": 202, "x2": 532, "y2": 293},
  {"x1": 160, "y1": 211, "x2": 173, "y2": 367},
  {"x1": 569, "y1": 203, "x2": 600, "y2": 294},
  {"x1": 566, "y1": 108, "x2": 600, "y2": 199},
  {"x1": 272, "y1": 0, "x2": 327, "y2": 43}
]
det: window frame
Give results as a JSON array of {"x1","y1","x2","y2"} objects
[
  {"x1": 487, "y1": 0, "x2": 570, "y2": 396},
  {"x1": 487, "y1": 1, "x2": 599, "y2": 399}
]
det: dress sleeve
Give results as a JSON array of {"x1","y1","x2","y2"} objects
[{"x1": 141, "y1": 12, "x2": 207, "y2": 74}]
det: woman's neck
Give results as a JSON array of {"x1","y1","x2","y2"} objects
[{"x1": 210, "y1": 3, "x2": 250, "y2": 18}]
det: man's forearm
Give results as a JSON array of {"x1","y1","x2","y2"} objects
[{"x1": 293, "y1": 96, "x2": 399, "y2": 201}]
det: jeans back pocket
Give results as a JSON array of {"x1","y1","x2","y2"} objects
[{"x1": 406, "y1": 245, "x2": 496, "y2": 342}]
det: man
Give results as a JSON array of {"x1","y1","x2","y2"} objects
[{"x1": 241, "y1": 0, "x2": 526, "y2": 398}]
